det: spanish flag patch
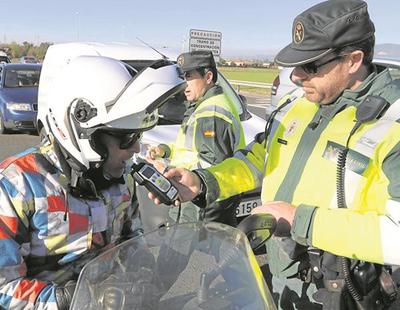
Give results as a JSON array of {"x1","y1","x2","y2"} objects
[{"x1": 204, "y1": 130, "x2": 215, "y2": 137}]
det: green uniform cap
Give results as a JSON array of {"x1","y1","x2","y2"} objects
[
  {"x1": 275, "y1": 0, "x2": 375, "y2": 67},
  {"x1": 177, "y1": 51, "x2": 216, "y2": 72}
]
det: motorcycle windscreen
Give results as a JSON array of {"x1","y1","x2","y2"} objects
[{"x1": 70, "y1": 222, "x2": 276, "y2": 310}]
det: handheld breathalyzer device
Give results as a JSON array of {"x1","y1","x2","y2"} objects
[{"x1": 131, "y1": 161, "x2": 179, "y2": 205}]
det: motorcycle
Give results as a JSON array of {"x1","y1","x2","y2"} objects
[{"x1": 69, "y1": 215, "x2": 277, "y2": 309}]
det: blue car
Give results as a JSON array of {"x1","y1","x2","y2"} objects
[{"x1": 0, "y1": 63, "x2": 41, "y2": 133}]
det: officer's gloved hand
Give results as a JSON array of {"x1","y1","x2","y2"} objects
[
  {"x1": 55, "y1": 280, "x2": 77, "y2": 310},
  {"x1": 148, "y1": 145, "x2": 165, "y2": 160},
  {"x1": 102, "y1": 286, "x2": 125, "y2": 310}
]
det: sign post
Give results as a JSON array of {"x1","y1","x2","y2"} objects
[{"x1": 189, "y1": 29, "x2": 222, "y2": 61}]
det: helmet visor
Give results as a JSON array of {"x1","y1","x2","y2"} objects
[{"x1": 103, "y1": 131, "x2": 143, "y2": 149}]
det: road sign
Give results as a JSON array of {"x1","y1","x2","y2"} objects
[{"x1": 189, "y1": 29, "x2": 222, "y2": 56}]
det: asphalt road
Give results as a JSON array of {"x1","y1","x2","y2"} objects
[
  {"x1": 245, "y1": 93, "x2": 270, "y2": 117},
  {"x1": 0, "y1": 132, "x2": 40, "y2": 162}
]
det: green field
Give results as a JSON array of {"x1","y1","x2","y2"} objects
[
  {"x1": 218, "y1": 67, "x2": 279, "y2": 83},
  {"x1": 218, "y1": 67, "x2": 279, "y2": 95}
]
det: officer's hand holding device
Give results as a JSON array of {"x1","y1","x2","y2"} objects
[{"x1": 131, "y1": 161, "x2": 179, "y2": 205}]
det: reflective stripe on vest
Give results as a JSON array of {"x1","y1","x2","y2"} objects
[
  {"x1": 171, "y1": 93, "x2": 244, "y2": 169},
  {"x1": 262, "y1": 97, "x2": 319, "y2": 203},
  {"x1": 261, "y1": 96, "x2": 400, "y2": 208},
  {"x1": 234, "y1": 144, "x2": 264, "y2": 189},
  {"x1": 186, "y1": 105, "x2": 243, "y2": 150},
  {"x1": 341, "y1": 98, "x2": 400, "y2": 210},
  {"x1": 313, "y1": 99, "x2": 400, "y2": 264}
]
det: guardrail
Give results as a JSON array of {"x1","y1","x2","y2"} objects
[{"x1": 228, "y1": 79, "x2": 272, "y2": 92}]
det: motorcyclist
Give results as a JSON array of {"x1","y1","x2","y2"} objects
[{"x1": 0, "y1": 55, "x2": 185, "y2": 309}]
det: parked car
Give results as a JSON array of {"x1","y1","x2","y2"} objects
[
  {"x1": 267, "y1": 58, "x2": 400, "y2": 117},
  {"x1": 20, "y1": 56, "x2": 39, "y2": 64},
  {"x1": 0, "y1": 51, "x2": 11, "y2": 64},
  {"x1": 267, "y1": 66, "x2": 297, "y2": 117},
  {"x1": 0, "y1": 63, "x2": 41, "y2": 133},
  {"x1": 37, "y1": 42, "x2": 266, "y2": 232}
]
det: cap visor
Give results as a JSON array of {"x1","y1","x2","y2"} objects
[{"x1": 274, "y1": 43, "x2": 333, "y2": 67}]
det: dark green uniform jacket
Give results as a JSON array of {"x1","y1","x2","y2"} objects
[{"x1": 198, "y1": 68, "x2": 400, "y2": 275}]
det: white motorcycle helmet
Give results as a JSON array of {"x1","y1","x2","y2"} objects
[{"x1": 44, "y1": 55, "x2": 186, "y2": 185}]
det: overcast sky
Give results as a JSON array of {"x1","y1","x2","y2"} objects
[{"x1": 2, "y1": 0, "x2": 399, "y2": 58}]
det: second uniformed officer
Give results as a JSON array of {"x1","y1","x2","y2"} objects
[{"x1": 150, "y1": 51, "x2": 245, "y2": 226}]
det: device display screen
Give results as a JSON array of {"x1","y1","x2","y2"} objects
[{"x1": 142, "y1": 167, "x2": 154, "y2": 178}]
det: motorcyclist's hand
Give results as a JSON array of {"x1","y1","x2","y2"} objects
[
  {"x1": 148, "y1": 146, "x2": 165, "y2": 160},
  {"x1": 148, "y1": 167, "x2": 201, "y2": 204},
  {"x1": 102, "y1": 272, "x2": 161, "y2": 310},
  {"x1": 55, "y1": 280, "x2": 77, "y2": 310},
  {"x1": 101, "y1": 246, "x2": 161, "y2": 309}
]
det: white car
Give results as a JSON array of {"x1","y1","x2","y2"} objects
[
  {"x1": 267, "y1": 58, "x2": 400, "y2": 117},
  {"x1": 0, "y1": 51, "x2": 11, "y2": 64},
  {"x1": 37, "y1": 42, "x2": 266, "y2": 232},
  {"x1": 20, "y1": 56, "x2": 39, "y2": 64},
  {"x1": 267, "y1": 66, "x2": 297, "y2": 117}
]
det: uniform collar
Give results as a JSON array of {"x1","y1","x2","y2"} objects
[
  {"x1": 341, "y1": 66, "x2": 392, "y2": 105},
  {"x1": 319, "y1": 67, "x2": 393, "y2": 121},
  {"x1": 191, "y1": 85, "x2": 223, "y2": 108}
]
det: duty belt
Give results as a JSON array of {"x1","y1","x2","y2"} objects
[{"x1": 297, "y1": 247, "x2": 324, "y2": 283}]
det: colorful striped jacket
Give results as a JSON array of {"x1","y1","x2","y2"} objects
[{"x1": 0, "y1": 142, "x2": 141, "y2": 309}]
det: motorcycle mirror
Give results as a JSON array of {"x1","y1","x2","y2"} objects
[{"x1": 237, "y1": 213, "x2": 276, "y2": 251}]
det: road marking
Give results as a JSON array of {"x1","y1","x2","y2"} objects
[{"x1": 248, "y1": 103, "x2": 268, "y2": 109}]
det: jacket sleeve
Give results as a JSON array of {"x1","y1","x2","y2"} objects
[
  {"x1": 122, "y1": 175, "x2": 143, "y2": 240},
  {"x1": 291, "y1": 141, "x2": 400, "y2": 266},
  {"x1": 200, "y1": 137, "x2": 266, "y2": 204},
  {"x1": 195, "y1": 115, "x2": 237, "y2": 165},
  {"x1": 0, "y1": 177, "x2": 58, "y2": 309}
]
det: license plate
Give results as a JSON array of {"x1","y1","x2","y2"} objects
[{"x1": 236, "y1": 198, "x2": 262, "y2": 217}]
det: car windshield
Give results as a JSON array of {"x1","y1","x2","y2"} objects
[
  {"x1": 22, "y1": 57, "x2": 37, "y2": 63},
  {"x1": 157, "y1": 72, "x2": 246, "y2": 124},
  {"x1": 0, "y1": 56, "x2": 10, "y2": 64},
  {"x1": 121, "y1": 59, "x2": 247, "y2": 122},
  {"x1": 4, "y1": 69, "x2": 40, "y2": 88},
  {"x1": 217, "y1": 72, "x2": 245, "y2": 116}
]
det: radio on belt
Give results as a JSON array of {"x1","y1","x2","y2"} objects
[{"x1": 131, "y1": 161, "x2": 179, "y2": 205}]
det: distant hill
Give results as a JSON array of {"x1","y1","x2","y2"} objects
[{"x1": 375, "y1": 44, "x2": 400, "y2": 58}]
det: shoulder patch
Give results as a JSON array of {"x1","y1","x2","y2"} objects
[{"x1": 203, "y1": 130, "x2": 215, "y2": 137}]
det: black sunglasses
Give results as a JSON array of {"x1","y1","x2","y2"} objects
[
  {"x1": 299, "y1": 54, "x2": 345, "y2": 75},
  {"x1": 103, "y1": 131, "x2": 143, "y2": 149}
]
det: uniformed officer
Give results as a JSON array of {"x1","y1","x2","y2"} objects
[
  {"x1": 149, "y1": 50, "x2": 245, "y2": 226},
  {"x1": 149, "y1": 0, "x2": 400, "y2": 309}
]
